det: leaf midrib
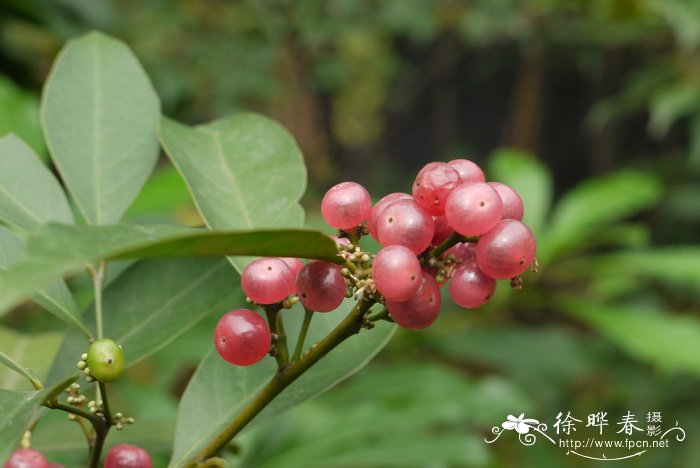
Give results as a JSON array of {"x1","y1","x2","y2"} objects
[{"x1": 201, "y1": 127, "x2": 252, "y2": 229}]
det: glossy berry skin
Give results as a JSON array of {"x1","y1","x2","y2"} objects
[
  {"x1": 447, "y1": 159, "x2": 485, "y2": 184},
  {"x1": 367, "y1": 192, "x2": 412, "y2": 240},
  {"x1": 241, "y1": 258, "x2": 295, "y2": 304},
  {"x1": 321, "y1": 182, "x2": 371, "y2": 230},
  {"x1": 386, "y1": 272, "x2": 441, "y2": 330},
  {"x1": 4, "y1": 449, "x2": 49, "y2": 468},
  {"x1": 280, "y1": 257, "x2": 304, "y2": 278},
  {"x1": 86, "y1": 338, "x2": 125, "y2": 383},
  {"x1": 477, "y1": 220, "x2": 536, "y2": 279},
  {"x1": 444, "y1": 182, "x2": 503, "y2": 236},
  {"x1": 448, "y1": 260, "x2": 496, "y2": 308},
  {"x1": 443, "y1": 242, "x2": 477, "y2": 263},
  {"x1": 431, "y1": 215, "x2": 453, "y2": 246},
  {"x1": 296, "y1": 261, "x2": 346, "y2": 312},
  {"x1": 488, "y1": 182, "x2": 524, "y2": 221},
  {"x1": 104, "y1": 444, "x2": 153, "y2": 468},
  {"x1": 376, "y1": 199, "x2": 434, "y2": 254},
  {"x1": 372, "y1": 246, "x2": 422, "y2": 301},
  {"x1": 412, "y1": 162, "x2": 461, "y2": 215},
  {"x1": 214, "y1": 309, "x2": 271, "y2": 366}
]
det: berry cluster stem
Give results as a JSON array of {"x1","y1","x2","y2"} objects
[
  {"x1": 292, "y1": 308, "x2": 314, "y2": 361},
  {"x1": 190, "y1": 295, "x2": 377, "y2": 466},
  {"x1": 426, "y1": 233, "x2": 479, "y2": 261},
  {"x1": 264, "y1": 305, "x2": 289, "y2": 369}
]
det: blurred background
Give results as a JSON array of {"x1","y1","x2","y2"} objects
[{"x1": 1, "y1": 0, "x2": 700, "y2": 466}]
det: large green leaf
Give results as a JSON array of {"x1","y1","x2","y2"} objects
[
  {"x1": 561, "y1": 296, "x2": 700, "y2": 376},
  {"x1": 41, "y1": 31, "x2": 160, "y2": 225},
  {"x1": 0, "y1": 224, "x2": 338, "y2": 317},
  {"x1": 0, "y1": 226, "x2": 84, "y2": 334},
  {"x1": 0, "y1": 327, "x2": 63, "y2": 391},
  {"x1": 541, "y1": 170, "x2": 662, "y2": 263},
  {"x1": 47, "y1": 257, "x2": 244, "y2": 384},
  {"x1": 159, "y1": 114, "x2": 306, "y2": 271},
  {"x1": 488, "y1": 149, "x2": 552, "y2": 237},
  {"x1": 169, "y1": 301, "x2": 395, "y2": 467},
  {"x1": 0, "y1": 134, "x2": 73, "y2": 233},
  {"x1": 0, "y1": 375, "x2": 77, "y2": 462}
]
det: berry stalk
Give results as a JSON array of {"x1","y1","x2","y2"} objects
[
  {"x1": 263, "y1": 305, "x2": 289, "y2": 369},
  {"x1": 190, "y1": 295, "x2": 377, "y2": 465}
]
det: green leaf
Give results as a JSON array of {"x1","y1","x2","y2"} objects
[
  {"x1": 542, "y1": 170, "x2": 662, "y2": 263},
  {"x1": 488, "y1": 148, "x2": 553, "y2": 237},
  {"x1": 0, "y1": 390, "x2": 45, "y2": 460},
  {"x1": 561, "y1": 295, "x2": 700, "y2": 376},
  {"x1": 47, "y1": 257, "x2": 244, "y2": 384},
  {"x1": 169, "y1": 301, "x2": 395, "y2": 467},
  {"x1": 0, "y1": 134, "x2": 73, "y2": 233},
  {"x1": 0, "y1": 224, "x2": 338, "y2": 318},
  {"x1": 0, "y1": 226, "x2": 85, "y2": 334},
  {"x1": 41, "y1": 31, "x2": 160, "y2": 225},
  {"x1": 0, "y1": 76, "x2": 47, "y2": 160},
  {"x1": 159, "y1": 114, "x2": 307, "y2": 271},
  {"x1": 0, "y1": 327, "x2": 63, "y2": 391},
  {"x1": 0, "y1": 350, "x2": 41, "y2": 390},
  {"x1": 0, "y1": 375, "x2": 77, "y2": 462}
]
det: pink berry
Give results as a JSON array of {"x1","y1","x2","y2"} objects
[
  {"x1": 330, "y1": 235, "x2": 352, "y2": 248},
  {"x1": 431, "y1": 215, "x2": 453, "y2": 246},
  {"x1": 280, "y1": 257, "x2": 304, "y2": 278},
  {"x1": 448, "y1": 260, "x2": 496, "y2": 308},
  {"x1": 367, "y1": 192, "x2": 412, "y2": 240},
  {"x1": 488, "y1": 182, "x2": 524, "y2": 220},
  {"x1": 443, "y1": 242, "x2": 477, "y2": 263},
  {"x1": 372, "y1": 246, "x2": 422, "y2": 301},
  {"x1": 214, "y1": 309, "x2": 271, "y2": 366},
  {"x1": 4, "y1": 449, "x2": 49, "y2": 468},
  {"x1": 296, "y1": 261, "x2": 346, "y2": 312},
  {"x1": 104, "y1": 444, "x2": 153, "y2": 468},
  {"x1": 376, "y1": 199, "x2": 434, "y2": 254},
  {"x1": 444, "y1": 182, "x2": 503, "y2": 236},
  {"x1": 412, "y1": 162, "x2": 461, "y2": 215},
  {"x1": 476, "y1": 220, "x2": 536, "y2": 279},
  {"x1": 321, "y1": 182, "x2": 371, "y2": 230},
  {"x1": 386, "y1": 272, "x2": 441, "y2": 330},
  {"x1": 241, "y1": 258, "x2": 295, "y2": 304},
  {"x1": 447, "y1": 159, "x2": 485, "y2": 184}
]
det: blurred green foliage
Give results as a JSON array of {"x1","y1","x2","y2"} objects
[{"x1": 1, "y1": 0, "x2": 700, "y2": 467}]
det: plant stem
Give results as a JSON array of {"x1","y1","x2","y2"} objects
[
  {"x1": 44, "y1": 396, "x2": 113, "y2": 467},
  {"x1": 190, "y1": 295, "x2": 376, "y2": 465},
  {"x1": 292, "y1": 308, "x2": 314, "y2": 361},
  {"x1": 425, "y1": 233, "x2": 479, "y2": 262},
  {"x1": 98, "y1": 382, "x2": 114, "y2": 426},
  {"x1": 90, "y1": 261, "x2": 107, "y2": 340},
  {"x1": 264, "y1": 305, "x2": 289, "y2": 369},
  {"x1": 367, "y1": 307, "x2": 390, "y2": 323}
]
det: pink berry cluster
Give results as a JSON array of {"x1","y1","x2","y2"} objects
[
  {"x1": 3, "y1": 444, "x2": 151, "y2": 468},
  {"x1": 213, "y1": 158, "x2": 536, "y2": 367}
]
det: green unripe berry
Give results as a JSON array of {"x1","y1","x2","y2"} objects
[{"x1": 86, "y1": 338, "x2": 125, "y2": 383}]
